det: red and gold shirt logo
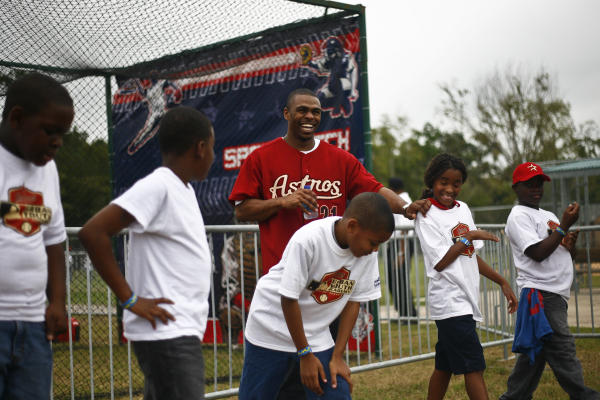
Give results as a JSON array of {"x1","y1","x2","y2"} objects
[
  {"x1": 310, "y1": 267, "x2": 355, "y2": 304},
  {"x1": 547, "y1": 219, "x2": 568, "y2": 245},
  {"x1": 451, "y1": 222, "x2": 475, "y2": 257},
  {"x1": 547, "y1": 220, "x2": 559, "y2": 231},
  {"x1": 2, "y1": 186, "x2": 51, "y2": 236}
]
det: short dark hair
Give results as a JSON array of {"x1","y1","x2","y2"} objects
[
  {"x1": 286, "y1": 88, "x2": 317, "y2": 109},
  {"x1": 421, "y1": 153, "x2": 467, "y2": 199},
  {"x1": 344, "y1": 192, "x2": 394, "y2": 233},
  {"x1": 389, "y1": 177, "x2": 404, "y2": 192},
  {"x1": 2, "y1": 72, "x2": 73, "y2": 120},
  {"x1": 158, "y1": 106, "x2": 213, "y2": 156}
]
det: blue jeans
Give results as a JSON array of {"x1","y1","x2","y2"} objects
[
  {"x1": 0, "y1": 321, "x2": 52, "y2": 400},
  {"x1": 500, "y1": 290, "x2": 600, "y2": 400},
  {"x1": 132, "y1": 335, "x2": 205, "y2": 400},
  {"x1": 239, "y1": 340, "x2": 351, "y2": 400}
]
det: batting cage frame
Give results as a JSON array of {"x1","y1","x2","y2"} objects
[{"x1": 1, "y1": 1, "x2": 380, "y2": 398}]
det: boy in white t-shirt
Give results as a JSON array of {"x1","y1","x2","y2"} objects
[
  {"x1": 79, "y1": 107, "x2": 215, "y2": 400},
  {"x1": 0, "y1": 73, "x2": 73, "y2": 399},
  {"x1": 238, "y1": 192, "x2": 393, "y2": 400},
  {"x1": 500, "y1": 162, "x2": 599, "y2": 400}
]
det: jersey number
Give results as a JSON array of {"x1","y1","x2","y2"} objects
[{"x1": 319, "y1": 205, "x2": 338, "y2": 218}]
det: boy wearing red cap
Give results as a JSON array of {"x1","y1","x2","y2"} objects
[{"x1": 500, "y1": 162, "x2": 599, "y2": 400}]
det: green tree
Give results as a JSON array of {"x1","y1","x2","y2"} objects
[
  {"x1": 440, "y1": 66, "x2": 600, "y2": 171},
  {"x1": 371, "y1": 119, "x2": 512, "y2": 208},
  {"x1": 371, "y1": 116, "x2": 406, "y2": 186},
  {"x1": 54, "y1": 127, "x2": 110, "y2": 227}
]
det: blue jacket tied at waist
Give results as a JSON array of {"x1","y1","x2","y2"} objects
[{"x1": 512, "y1": 288, "x2": 553, "y2": 364}]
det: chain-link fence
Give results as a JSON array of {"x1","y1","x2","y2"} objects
[{"x1": 59, "y1": 224, "x2": 600, "y2": 398}]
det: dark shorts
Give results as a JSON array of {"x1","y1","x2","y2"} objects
[
  {"x1": 132, "y1": 335, "x2": 205, "y2": 400},
  {"x1": 239, "y1": 340, "x2": 351, "y2": 400},
  {"x1": 434, "y1": 315, "x2": 485, "y2": 375}
]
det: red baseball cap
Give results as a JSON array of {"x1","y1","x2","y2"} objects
[{"x1": 512, "y1": 162, "x2": 551, "y2": 185}]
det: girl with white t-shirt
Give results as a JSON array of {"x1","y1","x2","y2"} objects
[{"x1": 414, "y1": 153, "x2": 517, "y2": 400}]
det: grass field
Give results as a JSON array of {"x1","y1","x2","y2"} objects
[
  {"x1": 351, "y1": 337, "x2": 600, "y2": 400},
  {"x1": 210, "y1": 337, "x2": 600, "y2": 400},
  {"x1": 53, "y1": 316, "x2": 600, "y2": 399}
]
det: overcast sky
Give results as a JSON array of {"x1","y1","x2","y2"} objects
[{"x1": 345, "y1": 0, "x2": 600, "y2": 132}]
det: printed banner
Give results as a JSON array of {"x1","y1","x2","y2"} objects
[
  {"x1": 111, "y1": 14, "x2": 365, "y2": 332},
  {"x1": 112, "y1": 14, "x2": 364, "y2": 225}
]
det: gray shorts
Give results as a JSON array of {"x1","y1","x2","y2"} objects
[{"x1": 133, "y1": 335, "x2": 205, "y2": 400}]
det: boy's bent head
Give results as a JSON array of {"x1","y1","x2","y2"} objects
[
  {"x1": 342, "y1": 192, "x2": 394, "y2": 257},
  {"x1": 158, "y1": 106, "x2": 213, "y2": 156},
  {"x1": 1, "y1": 73, "x2": 74, "y2": 165},
  {"x1": 2, "y1": 72, "x2": 73, "y2": 120},
  {"x1": 345, "y1": 192, "x2": 395, "y2": 233}
]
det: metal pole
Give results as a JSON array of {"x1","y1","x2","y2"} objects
[
  {"x1": 354, "y1": 5, "x2": 380, "y2": 357},
  {"x1": 358, "y1": 5, "x2": 372, "y2": 172},
  {"x1": 104, "y1": 75, "x2": 115, "y2": 194}
]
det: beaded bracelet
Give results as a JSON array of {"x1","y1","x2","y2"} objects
[
  {"x1": 298, "y1": 345, "x2": 312, "y2": 357},
  {"x1": 122, "y1": 293, "x2": 138, "y2": 309},
  {"x1": 555, "y1": 226, "x2": 567, "y2": 237},
  {"x1": 459, "y1": 236, "x2": 472, "y2": 248}
]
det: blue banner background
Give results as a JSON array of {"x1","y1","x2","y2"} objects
[{"x1": 112, "y1": 15, "x2": 364, "y2": 225}]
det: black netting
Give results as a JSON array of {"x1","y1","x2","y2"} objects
[{"x1": 0, "y1": 0, "x2": 335, "y2": 83}]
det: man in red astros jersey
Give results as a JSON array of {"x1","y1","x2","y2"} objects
[{"x1": 230, "y1": 88, "x2": 430, "y2": 275}]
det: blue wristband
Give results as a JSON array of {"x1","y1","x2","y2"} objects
[
  {"x1": 121, "y1": 293, "x2": 138, "y2": 309},
  {"x1": 555, "y1": 226, "x2": 567, "y2": 236},
  {"x1": 459, "y1": 236, "x2": 472, "y2": 247},
  {"x1": 298, "y1": 345, "x2": 312, "y2": 357}
]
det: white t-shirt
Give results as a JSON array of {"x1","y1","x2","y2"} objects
[
  {"x1": 414, "y1": 201, "x2": 484, "y2": 321},
  {"x1": 505, "y1": 205, "x2": 573, "y2": 299},
  {"x1": 392, "y1": 191, "x2": 414, "y2": 239},
  {"x1": 245, "y1": 216, "x2": 382, "y2": 352},
  {"x1": 0, "y1": 144, "x2": 66, "y2": 321},
  {"x1": 113, "y1": 167, "x2": 212, "y2": 341}
]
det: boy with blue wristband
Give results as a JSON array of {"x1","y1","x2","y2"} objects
[
  {"x1": 239, "y1": 192, "x2": 393, "y2": 399},
  {"x1": 500, "y1": 162, "x2": 599, "y2": 400},
  {"x1": 79, "y1": 107, "x2": 215, "y2": 400}
]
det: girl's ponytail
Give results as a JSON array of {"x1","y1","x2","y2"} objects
[{"x1": 420, "y1": 188, "x2": 433, "y2": 200}]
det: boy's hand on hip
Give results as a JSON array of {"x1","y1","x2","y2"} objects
[
  {"x1": 45, "y1": 302, "x2": 68, "y2": 340},
  {"x1": 300, "y1": 353, "x2": 326, "y2": 396},
  {"x1": 329, "y1": 354, "x2": 353, "y2": 393},
  {"x1": 130, "y1": 297, "x2": 175, "y2": 329}
]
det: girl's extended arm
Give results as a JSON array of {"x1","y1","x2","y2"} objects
[
  {"x1": 281, "y1": 296, "x2": 326, "y2": 396},
  {"x1": 434, "y1": 230, "x2": 499, "y2": 272},
  {"x1": 476, "y1": 255, "x2": 518, "y2": 313}
]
